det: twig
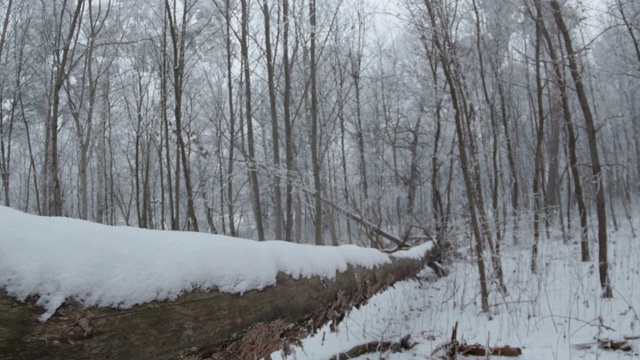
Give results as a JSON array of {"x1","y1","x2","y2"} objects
[{"x1": 328, "y1": 334, "x2": 414, "y2": 360}]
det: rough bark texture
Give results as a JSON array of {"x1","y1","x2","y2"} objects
[{"x1": 0, "y1": 243, "x2": 436, "y2": 359}]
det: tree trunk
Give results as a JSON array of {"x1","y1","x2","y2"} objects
[
  {"x1": 471, "y1": 0, "x2": 507, "y2": 294},
  {"x1": 531, "y1": 0, "x2": 545, "y2": 274},
  {"x1": 0, "y1": 243, "x2": 437, "y2": 359},
  {"x1": 352, "y1": 54, "x2": 368, "y2": 205},
  {"x1": 282, "y1": 0, "x2": 294, "y2": 242},
  {"x1": 49, "y1": 0, "x2": 84, "y2": 217},
  {"x1": 424, "y1": 1, "x2": 489, "y2": 313},
  {"x1": 617, "y1": 0, "x2": 640, "y2": 194},
  {"x1": 420, "y1": 34, "x2": 446, "y2": 243},
  {"x1": 0, "y1": 96, "x2": 13, "y2": 208},
  {"x1": 539, "y1": 9, "x2": 590, "y2": 262},
  {"x1": 262, "y1": 0, "x2": 283, "y2": 240},
  {"x1": 497, "y1": 79, "x2": 519, "y2": 244},
  {"x1": 0, "y1": 0, "x2": 13, "y2": 207},
  {"x1": 165, "y1": 0, "x2": 199, "y2": 232},
  {"x1": 406, "y1": 116, "x2": 421, "y2": 216},
  {"x1": 96, "y1": 77, "x2": 107, "y2": 224},
  {"x1": 221, "y1": 0, "x2": 236, "y2": 237},
  {"x1": 240, "y1": 0, "x2": 265, "y2": 241},
  {"x1": 544, "y1": 85, "x2": 562, "y2": 230},
  {"x1": 20, "y1": 91, "x2": 42, "y2": 215},
  {"x1": 551, "y1": 0, "x2": 611, "y2": 298},
  {"x1": 335, "y1": 40, "x2": 353, "y2": 244},
  {"x1": 160, "y1": 11, "x2": 175, "y2": 230},
  {"x1": 64, "y1": 1, "x2": 101, "y2": 221},
  {"x1": 309, "y1": 0, "x2": 323, "y2": 246}
]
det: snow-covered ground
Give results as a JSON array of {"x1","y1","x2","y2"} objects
[
  {"x1": 272, "y1": 220, "x2": 640, "y2": 359},
  {"x1": 2, "y1": 204, "x2": 638, "y2": 359}
]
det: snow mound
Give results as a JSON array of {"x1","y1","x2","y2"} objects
[{"x1": 0, "y1": 206, "x2": 430, "y2": 322}]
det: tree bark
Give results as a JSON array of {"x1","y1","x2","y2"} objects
[{"x1": 0, "y1": 243, "x2": 437, "y2": 359}]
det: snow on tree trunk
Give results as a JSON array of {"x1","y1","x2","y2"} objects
[{"x1": 0, "y1": 243, "x2": 436, "y2": 359}]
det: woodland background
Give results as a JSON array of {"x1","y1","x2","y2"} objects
[{"x1": 0, "y1": 0, "x2": 639, "y2": 303}]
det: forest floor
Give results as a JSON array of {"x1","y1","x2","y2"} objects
[{"x1": 271, "y1": 219, "x2": 640, "y2": 359}]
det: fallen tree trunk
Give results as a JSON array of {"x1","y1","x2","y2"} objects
[
  {"x1": 0, "y1": 242, "x2": 436, "y2": 359},
  {"x1": 460, "y1": 344, "x2": 523, "y2": 357}
]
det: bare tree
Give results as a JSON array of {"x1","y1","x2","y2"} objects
[
  {"x1": 530, "y1": 0, "x2": 546, "y2": 273},
  {"x1": 309, "y1": 0, "x2": 322, "y2": 245},
  {"x1": 64, "y1": 0, "x2": 114, "y2": 220},
  {"x1": 0, "y1": 0, "x2": 14, "y2": 207},
  {"x1": 538, "y1": 5, "x2": 590, "y2": 261},
  {"x1": 158, "y1": 6, "x2": 175, "y2": 230},
  {"x1": 471, "y1": 0, "x2": 507, "y2": 291},
  {"x1": 223, "y1": 0, "x2": 237, "y2": 236},
  {"x1": 240, "y1": 0, "x2": 265, "y2": 240},
  {"x1": 165, "y1": 0, "x2": 199, "y2": 231},
  {"x1": 551, "y1": 0, "x2": 612, "y2": 298},
  {"x1": 348, "y1": 9, "x2": 368, "y2": 208},
  {"x1": 423, "y1": 0, "x2": 489, "y2": 313},
  {"x1": 282, "y1": 0, "x2": 295, "y2": 241},
  {"x1": 262, "y1": 0, "x2": 283, "y2": 240},
  {"x1": 48, "y1": 0, "x2": 84, "y2": 216}
]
